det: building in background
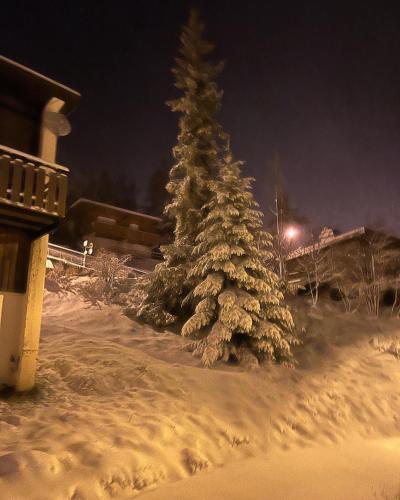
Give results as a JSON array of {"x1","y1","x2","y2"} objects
[
  {"x1": 0, "y1": 55, "x2": 79, "y2": 391},
  {"x1": 286, "y1": 226, "x2": 400, "y2": 291},
  {"x1": 57, "y1": 198, "x2": 162, "y2": 271}
]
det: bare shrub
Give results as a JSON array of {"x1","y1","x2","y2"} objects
[
  {"x1": 80, "y1": 249, "x2": 131, "y2": 303},
  {"x1": 390, "y1": 279, "x2": 400, "y2": 317},
  {"x1": 351, "y1": 234, "x2": 400, "y2": 317},
  {"x1": 297, "y1": 231, "x2": 330, "y2": 307},
  {"x1": 46, "y1": 262, "x2": 77, "y2": 292},
  {"x1": 326, "y1": 233, "x2": 400, "y2": 316},
  {"x1": 327, "y1": 249, "x2": 360, "y2": 313},
  {"x1": 91, "y1": 249, "x2": 130, "y2": 289}
]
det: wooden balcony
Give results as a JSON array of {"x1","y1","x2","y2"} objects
[{"x1": 0, "y1": 144, "x2": 68, "y2": 234}]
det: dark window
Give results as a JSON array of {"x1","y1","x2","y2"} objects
[{"x1": 0, "y1": 226, "x2": 31, "y2": 293}]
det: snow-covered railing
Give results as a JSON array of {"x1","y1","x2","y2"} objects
[
  {"x1": 48, "y1": 243, "x2": 85, "y2": 268},
  {"x1": 48, "y1": 243, "x2": 154, "y2": 275}
]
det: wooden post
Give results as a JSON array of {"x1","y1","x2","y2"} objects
[
  {"x1": 15, "y1": 235, "x2": 48, "y2": 391},
  {"x1": 14, "y1": 96, "x2": 66, "y2": 391}
]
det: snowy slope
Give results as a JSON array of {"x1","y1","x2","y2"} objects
[{"x1": 0, "y1": 289, "x2": 399, "y2": 499}]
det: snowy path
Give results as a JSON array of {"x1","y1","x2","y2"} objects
[{"x1": 141, "y1": 439, "x2": 400, "y2": 500}]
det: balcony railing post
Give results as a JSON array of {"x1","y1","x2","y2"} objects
[
  {"x1": 34, "y1": 166, "x2": 46, "y2": 210},
  {"x1": 10, "y1": 158, "x2": 23, "y2": 203},
  {"x1": 45, "y1": 171, "x2": 57, "y2": 213},
  {"x1": 23, "y1": 162, "x2": 35, "y2": 207},
  {"x1": 57, "y1": 174, "x2": 68, "y2": 217},
  {"x1": 0, "y1": 155, "x2": 10, "y2": 200}
]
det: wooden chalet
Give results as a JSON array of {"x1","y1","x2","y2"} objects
[
  {"x1": 0, "y1": 55, "x2": 79, "y2": 390},
  {"x1": 286, "y1": 226, "x2": 400, "y2": 289},
  {"x1": 59, "y1": 198, "x2": 162, "y2": 269}
]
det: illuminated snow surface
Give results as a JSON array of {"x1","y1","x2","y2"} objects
[{"x1": 1, "y1": 286, "x2": 400, "y2": 499}]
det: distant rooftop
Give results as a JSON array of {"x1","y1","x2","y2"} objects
[
  {"x1": 287, "y1": 226, "x2": 368, "y2": 260},
  {"x1": 288, "y1": 226, "x2": 400, "y2": 261},
  {"x1": 69, "y1": 198, "x2": 162, "y2": 222}
]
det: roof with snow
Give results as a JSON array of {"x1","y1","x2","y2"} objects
[
  {"x1": 68, "y1": 198, "x2": 161, "y2": 223},
  {"x1": 286, "y1": 226, "x2": 398, "y2": 261}
]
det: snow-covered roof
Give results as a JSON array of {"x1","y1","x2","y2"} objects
[
  {"x1": 287, "y1": 226, "x2": 368, "y2": 260},
  {"x1": 69, "y1": 198, "x2": 161, "y2": 222}
]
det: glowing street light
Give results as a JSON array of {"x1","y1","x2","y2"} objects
[{"x1": 285, "y1": 226, "x2": 299, "y2": 240}]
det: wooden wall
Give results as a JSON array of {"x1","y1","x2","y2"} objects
[
  {"x1": 0, "y1": 92, "x2": 40, "y2": 155},
  {"x1": 0, "y1": 226, "x2": 31, "y2": 293}
]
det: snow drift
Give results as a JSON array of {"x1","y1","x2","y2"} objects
[{"x1": 0, "y1": 288, "x2": 400, "y2": 499}]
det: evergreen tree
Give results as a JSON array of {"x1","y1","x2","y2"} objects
[
  {"x1": 137, "y1": 9, "x2": 226, "y2": 325},
  {"x1": 145, "y1": 155, "x2": 170, "y2": 217},
  {"x1": 67, "y1": 168, "x2": 137, "y2": 211},
  {"x1": 116, "y1": 172, "x2": 137, "y2": 211},
  {"x1": 181, "y1": 151, "x2": 297, "y2": 367},
  {"x1": 144, "y1": 156, "x2": 174, "y2": 241}
]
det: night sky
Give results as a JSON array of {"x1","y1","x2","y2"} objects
[{"x1": 2, "y1": 1, "x2": 400, "y2": 235}]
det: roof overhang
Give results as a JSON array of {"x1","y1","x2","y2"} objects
[{"x1": 0, "y1": 54, "x2": 80, "y2": 115}]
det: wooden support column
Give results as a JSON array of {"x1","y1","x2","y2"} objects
[
  {"x1": 15, "y1": 97, "x2": 65, "y2": 391},
  {"x1": 38, "y1": 97, "x2": 65, "y2": 164},
  {"x1": 15, "y1": 235, "x2": 48, "y2": 391}
]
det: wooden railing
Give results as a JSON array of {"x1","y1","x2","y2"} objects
[{"x1": 0, "y1": 145, "x2": 69, "y2": 217}]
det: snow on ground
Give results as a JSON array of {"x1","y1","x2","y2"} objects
[{"x1": 0, "y1": 287, "x2": 400, "y2": 499}]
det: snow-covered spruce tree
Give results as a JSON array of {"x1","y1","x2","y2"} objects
[
  {"x1": 137, "y1": 10, "x2": 226, "y2": 325},
  {"x1": 182, "y1": 152, "x2": 297, "y2": 367}
]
